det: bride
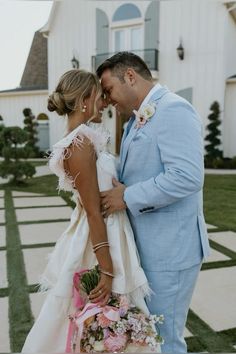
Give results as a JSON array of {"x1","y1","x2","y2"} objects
[{"x1": 21, "y1": 69, "x2": 161, "y2": 353}]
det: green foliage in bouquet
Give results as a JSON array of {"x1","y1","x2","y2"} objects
[{"x1": 79, "y1": 265, "x2": 101, "y2": 295}]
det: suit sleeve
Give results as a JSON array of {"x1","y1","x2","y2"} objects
[{"x1": 123, "y1": 100, "x2": 205, "y2": 217}]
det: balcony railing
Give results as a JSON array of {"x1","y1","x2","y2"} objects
[{"x1": 92, "y1": 49, "x2": 158, "y2": 72}]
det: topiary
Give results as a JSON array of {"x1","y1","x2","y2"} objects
[{"x1": 0, "y1": 126, "x2": 36, "y2": 184}]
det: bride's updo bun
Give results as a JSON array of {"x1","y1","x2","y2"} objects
[
  {"x1": 48, "y1": 92, "x2": 70, "y2": 116},
  {"x1": 47, "y1": 69, "x2": 101, "y2": 117}
]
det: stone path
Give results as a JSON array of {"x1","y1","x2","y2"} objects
[{"x1": 0, "y1": 190, "x2": 236, "y2": 352}]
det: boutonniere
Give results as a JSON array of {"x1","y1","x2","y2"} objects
[{"x1": 133, "y1": 102, "x2": 156, "y2": 129}]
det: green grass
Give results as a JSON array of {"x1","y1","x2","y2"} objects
[
  {"x1": 1, "y1": 173, "x2": 236, "y2": 352},
  {"x1": 186, "y1": 310, "x2": 236, "y2": 352},
  {"x1": 4, "y1": 189, "x2": 34, "y2": 352},
  {"x1": 0, "y1": 174, "x2": 58, "y2": 195},
  {"x1": 30, "y1": 161, "x2": 48, "y2": 167},
  {"x1": 0, "y1": 174, "x2": 76, "y2": 208},
  {"x1": 204, "y1": 174, "x2": 236, "y2": 231}
]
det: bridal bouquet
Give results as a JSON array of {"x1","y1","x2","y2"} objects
[{"x1": 66, "y1": 265, "x2": 164, "y2": 353}]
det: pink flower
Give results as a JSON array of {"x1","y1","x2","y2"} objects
[
  {"x1": 104, "y1": 333, "x2": 128, "y2": 352},
  {"x1": 103, "y1": 328, "x2": 110, "y2": 339},
  {"x1": 97, "y1": 313, "x2": 113, "y2": 328}
]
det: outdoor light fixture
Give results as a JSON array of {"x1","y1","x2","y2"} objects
[
  {"x1": 71, "y1": 56, "x2": 79, "y2": 69},
  {"x1": 177, "y1": 40, "x2": 184, "y2": 60}
]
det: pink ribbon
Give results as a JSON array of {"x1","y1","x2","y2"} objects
[
  {"x1": 66, "y1": 271, "x2": 120, "y2": 352},
  {"x1": 72, "y1": 270, "x2": 88, "y2": 309},
  {"x1": 66, "y1": 303, "x2": 120, "y2": 352}
]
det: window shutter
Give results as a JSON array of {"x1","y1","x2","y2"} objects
[
  {"x1": 144, "y1": 1, "x2": 160, "y2": 50},
  {"x1": 96, "y1": 8, "x2": 109, "y2": 54},
  {"x1": 176, "y1": 88, "x2": 193, "y2": 104}
]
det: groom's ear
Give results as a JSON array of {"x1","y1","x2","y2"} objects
[{"x1": 124, "y1": 68, "x2": 136, "y2": 86}]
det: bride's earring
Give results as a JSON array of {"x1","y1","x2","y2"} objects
[{"x1": 82, "y1": 105, "x2": 87, "y2": 113}]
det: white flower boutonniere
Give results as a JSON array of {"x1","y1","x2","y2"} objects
[{"x1": 133, "y1": 102, "x2": 156, "y2": 129}]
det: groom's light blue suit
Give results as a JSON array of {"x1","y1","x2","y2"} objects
[{"x1": 119, "y1": 85, "x2": 210, "y2": 353}]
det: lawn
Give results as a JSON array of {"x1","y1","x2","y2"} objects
[
  {"x1": 204, "y1": 174, "x2": 236, "y2": 231},
  {"x1": 1, "y1": 173, "x2": 236, "y2": 352},
  {"x1": 1, "y1": 174, "x2": 236, "y2": 230}
]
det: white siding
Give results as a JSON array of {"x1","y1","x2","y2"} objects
[
  {"x1": 159, "y1": 0, "x2": 227, "y2": 132},
  {"x1": 0, "y1": 91, "x2": 48, "y2": 127},
  {"x1": 223, "y1": 81, "x2": 236, "y2": 157},
  {"x1": 224, "y1": 9, "x2": 236, "y2": 78},
  {"x1": 47, "y1": 0, "x2": 152, "y2": 148},
  {"x1": 46, "y1": 0, "x2": 236, "y2": 156}
]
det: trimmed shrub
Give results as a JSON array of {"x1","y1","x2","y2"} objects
[
  {"x1": 23, "y1": 108, "x2": 40, "y2": 157},
  {"x1": 0, "y1": 126, "x2": 36, "y2": 184},
  {"x1": 205, "y1": 101, "x2": 223, "y2": 162}
]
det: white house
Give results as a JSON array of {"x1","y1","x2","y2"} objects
[
  {"x1": 40, "y1": 0, "x2": 236, "y2": 157},
  {"x1": 1, "y1": 0, "x2": 236, "y2": 157},
  {"x1": 0, "y1": 31, "x2": 50, "y2": 151}
]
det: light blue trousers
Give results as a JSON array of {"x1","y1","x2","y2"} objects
[{"x1": 145, "y1": 263, "x2": 202, "y2": 353}]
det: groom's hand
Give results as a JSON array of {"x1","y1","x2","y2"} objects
[{"x1": 101, "y1": 178, "x2": 127, "y2": 217}]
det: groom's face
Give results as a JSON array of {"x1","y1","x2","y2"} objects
[{"x1": 100, "y1": 69, "x2": 136, "y2": 117}]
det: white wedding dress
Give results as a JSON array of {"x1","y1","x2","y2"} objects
[{"x1": 21, "y1": 123, "x2": 160, "y2": 353}]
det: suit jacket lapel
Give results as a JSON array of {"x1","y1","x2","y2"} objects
[
  {"x1": 119, "y1": 85, "x2": 169, "y2": 180},
  {"x1": 119, "y1": 117, "x2": 137, "y2": 179}
]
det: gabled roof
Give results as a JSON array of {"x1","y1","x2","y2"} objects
[
  {"x1": 20, "y1": 30, "x2": 48, "y2": 89},
  {"x1": 0, "y1": 86, "x2": 47, "y2": 94},
  {"x1": 0, "y1": 30, "x2": 48, "y2": 94}
]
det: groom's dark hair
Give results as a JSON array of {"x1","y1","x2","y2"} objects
[{"x1": 96, "y1": 51, "x2": 152, "y2": 82}]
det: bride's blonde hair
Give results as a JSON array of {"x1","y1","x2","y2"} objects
[{"x1": 47, "y1": 69, "x2": 102, "y2": 117}]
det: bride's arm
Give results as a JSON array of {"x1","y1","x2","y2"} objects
[{"x1": 65, "y1": 136, "x2": 113, "y2": 305}]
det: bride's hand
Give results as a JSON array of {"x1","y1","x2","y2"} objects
[{"x1": 89, "y1": 273, "x2": 112, "y2": 306}]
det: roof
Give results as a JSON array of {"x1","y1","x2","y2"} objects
[
  {"x1": 20, "y1": 31, "x2": 48, "y2": 89},
  {"x1": 0, "y1": 30, "x2": 48, "y2": 94},
  {"x1": 0, "y1": 86, "x2": 47, "y2": 94}
]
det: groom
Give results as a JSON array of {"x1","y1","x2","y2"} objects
[{"x1": 97, "y1": 52, "x2": 210, "y2": 353}]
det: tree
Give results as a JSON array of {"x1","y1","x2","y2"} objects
[
  {"x1": 0, "y1": 116, "x2": 4, "y2": 156},
  {"x1": 0, "y1": 126, "x2": 36, "y2": 184},
  {"x1": 205, "y1": 101, "x2": 223, "y2": 161},
  {"x1": 23, "y1": 108, "x2": 40, "y2": 157}
]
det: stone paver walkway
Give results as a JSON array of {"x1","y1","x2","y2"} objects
[{"x1": 0, "y1": 189, "x2": 236, "y2": 352}]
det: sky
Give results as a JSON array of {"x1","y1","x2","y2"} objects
[{"x1": 0, "y1": 0, "x2": 53, "y2": 91}]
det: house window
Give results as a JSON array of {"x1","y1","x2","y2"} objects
[
  {"x1": 112, "y1": 4, "x2": 143, "y2": 52},
  {"x1": 112, "y1": 4, "x2": 141, "y2": 22},
  {"x1": 37, "y1": 113, "x2": 49, "y2": 121}
]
